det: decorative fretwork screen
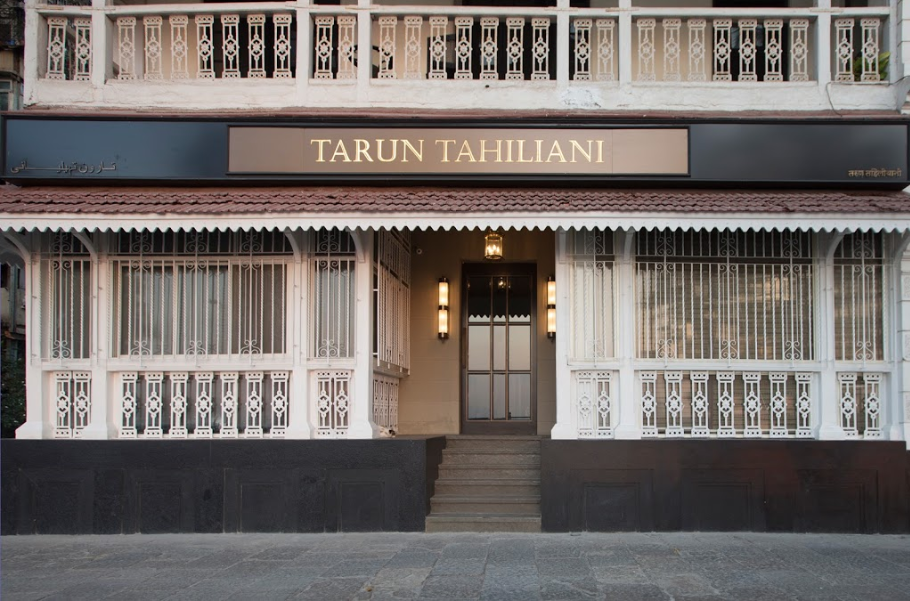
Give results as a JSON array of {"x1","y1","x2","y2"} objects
[
  {"x1": 111, "y1": 231, "x2": 290, "y2": 359},
  {"x1": 39, "y1": 233, "x2": 91, "y2": 360},
  {"x1": 374, "y1": 230, "x2": 410, "y2": 372},
  {"x1": 569, "y1": 228, "x2": 615, "y2": 361},
  {"x1": 636, "y1": 230, "x2": 815, "y2": 361},
  {"x1": 315, "y1": 369, "x2": 351, "y2": 438},
  {"x1": 310, "y1": 228, "x2": 356, "y2": 360},
  {"x1": 117, "y1": 370, "x2": 289, "y2": 439},
  {"x1": 834, "y1": 232, "x2": 888, "y2": 363}
]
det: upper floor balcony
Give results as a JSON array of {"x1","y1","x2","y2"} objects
[{"x1": 25, "y1": 0, "x2": 908, "y2": 112}]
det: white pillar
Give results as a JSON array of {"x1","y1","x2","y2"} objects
[
  {"x1": 618, "y1": 10, "x2": 633, "y2": 86},
  {"x1": 614, "y1": 228, "x2": 641, "y2": 439},
  {"x1": 556, "y1": 0, "x2": 570, "y2": 87},
  {"x1": 81, "y1": 237, "x2": 110, "y2": 439},
  {"x1": 357, "y1": 0, "x2": 372, "y2": 103},
  {"x1": 16, "y1": 239, "x2": 47, "y2": 439},
  {"x1": 551, "y1": 230, "x2": 575, "y2": 439},
  {"x1": 348, "y1": 229, "x2": 378, "y2": 439},
  {"x1": 23, "y1": 1, "x2": 41, "y2": 106},
  {"x1": 895, "y1": 241, "x2": 910, "y2": 446},
  {"x1": 817, "y1": 232, "x2": 846, "y2": 440},
  {"x1": 91, "y1": 0, "x2": 111, "y2": 90},
  {"x1": 295, "y1": 1, "x2": 311, "y2": 104},
  {"x1": 815, "y1": 7, "x2": 832, "y2": 90},
  {"x1": 285, "y1": 230, "x2": 312, "y2": 438}
]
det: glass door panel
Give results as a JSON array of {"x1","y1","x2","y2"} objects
[{"x1": 462, "y1": 264, "x2": 536, "y2": 433}]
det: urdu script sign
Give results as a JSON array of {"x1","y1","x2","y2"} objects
[{"x1": 228, "y1": 127, "x2": 690, "y2": 176}]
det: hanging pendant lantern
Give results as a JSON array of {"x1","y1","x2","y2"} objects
[{"x1": 484, "y1": 230, "x2": 503, "y2": 260}]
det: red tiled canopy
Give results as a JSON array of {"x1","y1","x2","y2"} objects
[{"x1": 0, "y1": 186, "x2": 908, "y2": 215}]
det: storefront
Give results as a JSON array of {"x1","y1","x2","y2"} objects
[{"x1": 2, "y1": 112, "x2": 909, "y2": 533}]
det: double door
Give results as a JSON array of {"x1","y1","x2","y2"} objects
[{"x1": 462, "y1": 263, "x2": 536, "y2": 434}]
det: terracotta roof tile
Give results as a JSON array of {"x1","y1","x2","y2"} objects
[{"x1": 0, "y1": 186, "x2": 909, "y2": 216}]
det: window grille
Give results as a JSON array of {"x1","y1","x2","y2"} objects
[
  {"x1": 569, "y1": 229, "x2": 615, "y2": 361},
  {"x1": 111, "y1": 230, "x2": 289, "y2": 358},
  {"x1": 40, "y1": 233, "x2": 91, "y2": 360},
  {"x1": 373, "y1": 229, "x2": 410, "y2": 372},
  {"x1": 310, "y1": 228, "x2": 355, "y2": 360},
  {"x1": 834, "y1": 232, "x2": 887, "y2": 363},
  {"x1": 636, "y1": 230, "x2": 814, "y2": 361}
]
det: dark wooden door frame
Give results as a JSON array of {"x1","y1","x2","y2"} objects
[{"x1": 460, "y1": 262, "x2": 537, "y2": 435}]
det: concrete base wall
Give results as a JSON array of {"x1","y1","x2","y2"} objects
[
  {"x1": 0, "y1": 438, "x2": 446, "y2": 534},
  {"x1": 542, "y1": 440, "x2": 910, "y2": 533}
]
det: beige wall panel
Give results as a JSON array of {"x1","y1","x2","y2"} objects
[{"x1": 399, "y1": 228, "x2": 556, "y2": 436}]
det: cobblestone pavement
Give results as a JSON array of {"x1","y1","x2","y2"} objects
[{"x1": 2, "y1": 532, "x2": 910, "y2": 601}]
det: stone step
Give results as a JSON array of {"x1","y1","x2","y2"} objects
[
  {"x1": 440, "y1": 449, "x2": 540, "y2": 468},
  {"x1": 425, "y1": 514, "x2": 542, "y2": 533},
  {"x1": 434, "y1": 479, "x2": 540, "y2": 497},
  {"x1": 445, "y1": 437, "x2": 541, "y2": 453},
  {"x1": 431, "y1": 495, "x2": 540, "y2": 515},
  {"x1": 438, "y1": 466, "x2": 541, "y2": 480}
]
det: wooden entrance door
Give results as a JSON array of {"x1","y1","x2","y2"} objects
[{"x1": 461, "y1": 263, "x2": 536, "y2": 435}]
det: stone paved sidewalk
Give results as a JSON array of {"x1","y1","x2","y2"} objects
[{"x1": 2, "y1": 532, "x2": 910, "y2": 601}]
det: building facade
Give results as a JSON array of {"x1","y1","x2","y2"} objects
[{"x1": 2, "y1": 0, "x2": 910, "y2": 534}]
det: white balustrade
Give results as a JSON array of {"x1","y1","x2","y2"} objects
[
  {"x1": 575, "y1": 371, "x2": 614, "y2": 439},
  {"x1": 108, "y1": 11, "x2": 295, "y2": 81},
  {"x1": 117, "y1": 371, "x2": 291, "y2": 438},
  {"x1": 373, "y1": 374, "x2": 400, "y2": 432},
  {"x1": 838, "y1": 372, "x2": 884, "y2": 439},
  {"x1": 54, "y1": 371, "x2": 92, "y2": 439},
  {"x1": 315, "y1": 370, "x2": 351, "y2": 438},
  {"x1": 834, "y1": 17, "x2": 884, "y2": 82},
  {"x1": 633, "y1": 16, "x2": 813, "y2": 83},
  {"x1": 636, "y1": 370, "x2": 814, "y2": 439},
  {"x1": 39, "y1": 6, "x2": 889, "y2": 90}
]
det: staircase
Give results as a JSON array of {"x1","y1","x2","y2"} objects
[{"x1": 425, "y1": 435, "x2": 542, "y2": 533}]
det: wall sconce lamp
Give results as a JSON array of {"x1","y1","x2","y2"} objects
[
  {"x1": 484, "y1": 230, "x2": 503, "y2": 261},
  {"x1": 547, "y1": 276, "x2": 556, "y2": 339},
  {"x1": 438, "y1": 277, "x2": 449, "y2": 339}
]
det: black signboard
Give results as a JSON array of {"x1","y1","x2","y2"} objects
[{"x1": 2, "y1": 115, "x2": 907, "y2": 188}]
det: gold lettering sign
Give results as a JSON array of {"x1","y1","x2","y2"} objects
[{"x1": 228, "y1": 127, "x2": 689, "y2": 176}]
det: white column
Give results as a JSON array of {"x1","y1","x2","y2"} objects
[
  {"x1": 617, "y1": 0, "x2": 632, "y2": 85},
  {"x1": 81, "y1": 240, "x2": 110, "y2": 438},
  {"x1": 614, "y1": 228, "x2": 640, "y2": 439},
  {"x1": 295, "y1": 1, "x2": 311, "y2": 103},
  {"x1": 16, "y1": 240, "x2": 47, "y2": 439},
  {"x1": 895, "y1": 242, "x2": 910, "y2": 445},
  {"x1": 817, "y1": 232, "x2": 845, "y2": 440},
  {"x1": 551, "y1": 230, "x2": 574, "y2": 439},
  {"x1": 901, "y1": 0, "x2": 910, "y2": 80},
  {"x1": 348, "y1": 229, "x2": 378, "y2": 438},
  {"x1": 91, "y1": 0, "x2": 111, "y2": 89},
  {"x1": 285, "y1": 230, "x2": 311, "y2": 438},
  {"x1": 556, "y1": 0, "x2": 570, "y2": 87},
  {"x1": 357, "y1": 0, "x2": 372, "y2": 103},
  {"x1": 815, "y1": 4, "x2": 832, "y2": 89},
  {"x1": 23, "y1": 1, "x2": 41, "y2": 105}
]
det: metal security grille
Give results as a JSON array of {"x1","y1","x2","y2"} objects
[
  {"x1": 373, "y1": 230, "x2": 410, "y2": 372},
  {"x1": 310, "y1": 228, "x2": 355, "y2": 360},
  {"x1": 111, "y1": 230, "x2": 289, "y2": 358},
  {"x1": 40, "y1": 233, "x2": 91, "y2": 360},
  {"x1": 636, "y1": 230, "x2": 814, "y2": 361},
  {"x1": 834, "y1": 232, "x2": 888, "y2": 362},
  {"x1": 569, "y1": 229, "x2": 615, "y2": 361}
]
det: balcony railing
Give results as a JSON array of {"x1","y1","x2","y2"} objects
[{"x1": 29, "y1": 4, "x2": 898, "y2": 110}]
